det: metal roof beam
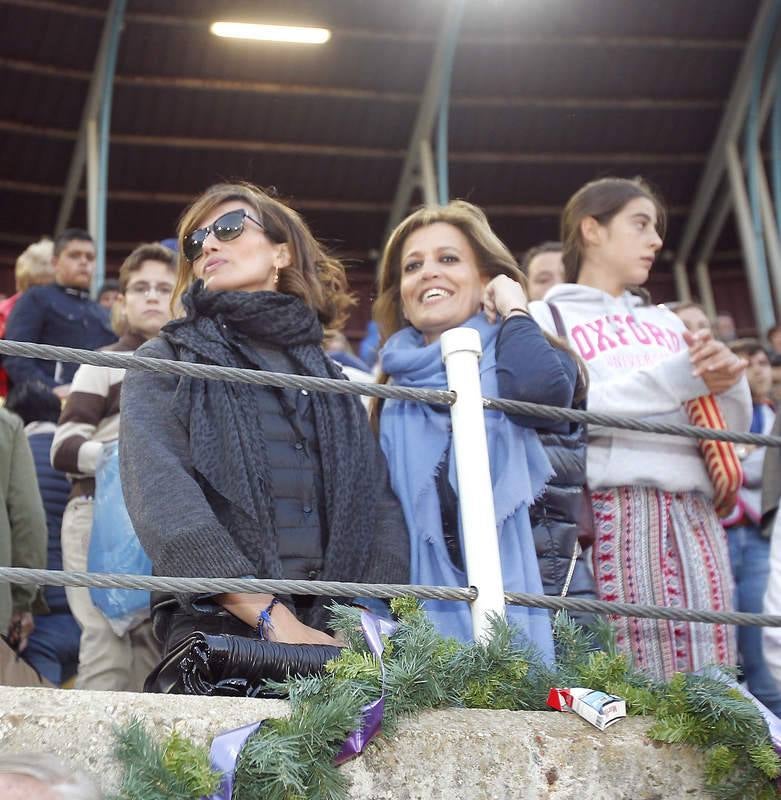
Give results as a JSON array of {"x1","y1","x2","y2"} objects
[
  {"x1": 0, "y1": 178, "x2": 691, "y2": 217},
  {"x1": 689, "y1": 47, "x2": 781, "y2": 315},
  {"x1": 674, "y1": 0, "x2": 781, "y2": 276},
  {"x1": 0, "y1": 119, "x2": 716, "y2": 164},
  {"x1": 0, "y1": 57, "x2": 723, "y2": 110},
  {"x1": 0, "y1": 0, "x2": 747, "y2": 50},
  {"x1": 385, "y1": 3, "x2": 466, "y2": 240},
  {"x1": 54, "y1": 1, "x2": 124, "y2": 239}
]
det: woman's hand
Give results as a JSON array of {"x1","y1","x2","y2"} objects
[
  {"x1": 216, "y1": 592, "x2": 342, "y2": 647},
  {"x1": 683, "y1": 330, "x2": 747, "y2": 394},
  {"x1": 269, "y1": 605, "x2": 343, "y2": 647},
  {"x1": 482, "y1": 275, "x2": 529, "y2": 324}
]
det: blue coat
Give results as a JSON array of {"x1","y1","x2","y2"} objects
[
  {"x1": 26, "y1": 427, "x2": 71, "y2": 613},
  {"x1": 4, "y1": 284, "x2": 115, "y2": 388}
]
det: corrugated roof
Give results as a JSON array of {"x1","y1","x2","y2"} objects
[{"x1": 0, "y1": 0, "x2": 762, "y2": 334}]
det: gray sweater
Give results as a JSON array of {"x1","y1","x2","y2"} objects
[{"x1": 119, "y1": 337, "x2": 409, "y2": 603}]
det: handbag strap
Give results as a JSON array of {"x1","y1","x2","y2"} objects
[{"x1": 546, "y1": 301, "x2": 567, "y2": 339}]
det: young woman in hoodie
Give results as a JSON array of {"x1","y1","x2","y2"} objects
[{"x1": 528, "y1": 177, "x2": 751, "y2": 680}]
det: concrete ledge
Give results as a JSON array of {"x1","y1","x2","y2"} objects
[{"x1": 0, "y1": 686, "x2": 709, "y2": 798}]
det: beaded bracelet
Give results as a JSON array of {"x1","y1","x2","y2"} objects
[{"x1": 256, "y1": 597, "x2": 280, "y2": 640}]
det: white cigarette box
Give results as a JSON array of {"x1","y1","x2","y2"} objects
[{"x1": 547, "y1": 687, "x2": 627, "y2": 731}]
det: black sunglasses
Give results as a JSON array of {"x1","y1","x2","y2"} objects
[{"x1": 183, "y1": 209, "x2": 265, "y2": 263}]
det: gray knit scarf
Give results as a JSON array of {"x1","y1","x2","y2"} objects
[{"x1": 161, "y1": 281, "x2": 379, "y2": 627}]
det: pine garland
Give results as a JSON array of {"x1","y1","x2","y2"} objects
[
  {"x1": 113, "y1": 602, "x2": 781, "y2": 800},
  {"x1": 111, "y1": 718, "x2": 221, "y2": 799}
]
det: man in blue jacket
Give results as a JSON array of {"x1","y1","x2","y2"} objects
[{"x1": 4, "y1": 228, "x2": 116, "y2": 398}]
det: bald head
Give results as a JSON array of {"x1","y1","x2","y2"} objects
[
  {"x1": 0, "y1": 754, "x2": 101, "y2": 800},
  {"x1": 0, "y1": 773, "x2": 58, "y2": 800}
]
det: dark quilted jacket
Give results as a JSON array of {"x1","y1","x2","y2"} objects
[
  {"x1": 202, "y1": 344, "x2": 328, "y2": 582},
  {"x1": 530, "y1": 421, "x2": 598, "y2": 630},
  {"x1": 27, "y1": 429, "x2": 72, "y2": 613}
]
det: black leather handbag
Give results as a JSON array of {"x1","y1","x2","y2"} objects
[{"x1": 144, "y1": 632, "x2": 343, "y2": 697}]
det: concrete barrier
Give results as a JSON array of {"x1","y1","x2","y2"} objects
[{"x1": 0, "y1": 686, "x2": 709, "y2": 798}]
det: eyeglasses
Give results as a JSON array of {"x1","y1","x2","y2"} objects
[
  {"x1": 126, "y1": 282, "x2": 174, "y2": 298},
  {"x1": 183, "y1": 209, "x2": 265, "y2": 263}
]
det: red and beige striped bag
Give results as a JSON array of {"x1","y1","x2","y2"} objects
[{"x1": 685, "y1": 394, "x2": 743, "y2": 518}]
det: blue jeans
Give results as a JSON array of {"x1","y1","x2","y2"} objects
[
  {"x1": 728, "y1": 524, "x2": 781, "y2": 716},
  {"x1": 23, "y1": 612, "x2": 81, "y2": 686}
]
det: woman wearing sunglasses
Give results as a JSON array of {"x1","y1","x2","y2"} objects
[{"x1": 119, "y1": 182, "x2": 409, "y2": 688}]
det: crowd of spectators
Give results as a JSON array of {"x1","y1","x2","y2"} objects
[{"x1": 0, "y1": 178, "x2": 780, "y2": 729}]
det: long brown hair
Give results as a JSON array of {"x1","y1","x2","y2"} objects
[
  {"x1": 174, "y1": 182, "x2": 354, "y2": 329},
  {"x1": 375, "y1": 200, "x2": 526, "y2": 342},
  {"x1": 560, "y1": 177, "x2": 667, "y2": 283},
  {"x1": 370, "y1": 200, "x2": 587, "y2": 427}
]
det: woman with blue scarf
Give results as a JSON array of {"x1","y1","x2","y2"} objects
[{"x1": 372, "y1": 201, "x2": 580, "y2": 660}]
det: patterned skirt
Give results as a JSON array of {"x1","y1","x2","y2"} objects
[{"x1": 591, "y1": 486, "x2": 737, "y2": 681}]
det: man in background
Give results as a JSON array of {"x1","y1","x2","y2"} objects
[
  {"x1": 715, "y1": 310, "x2": 738, "y2": 343},
  {"x1": 3, "y1": 229, "x2": 115, "y2": 398},
  {"x1": 722, "y1": 340, "x2": 781, "y2": 714},
  {"x1": 96, "y1": 279, "x2": 120, "y2": 311},
  {"x1": 670, "y1": 301, "x2": 712, "y2": 335},
  {"x1": 520, "y1": 241, "x2": 565, "y2": 301}
]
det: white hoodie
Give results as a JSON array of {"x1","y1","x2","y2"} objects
[{"x1": 529, "y1": 284, "x2": 752, "y2": 496}]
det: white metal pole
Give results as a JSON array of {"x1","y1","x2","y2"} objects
[
  {"x1": 440, "y1": 327, "x2": 506, "y2": 642},
  {"x1": 86, "y1": 118, "x2": 99, "y2": 243},
  {"x1": 673, "y1": 260, "x2": 692, "y2": 302},
  {"x1": 695, "y1": 260, "x2": 718, "y2": 319},
  {"x1": 757, "y1": 159, "x2": 781, "y2": 317},
  {"x1": 418, "y1": 140, "x2": 439, "y2": 207}
]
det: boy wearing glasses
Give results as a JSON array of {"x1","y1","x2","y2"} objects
[{"x1": 50, "y1": 243, "x2": 175, "y2": 692}]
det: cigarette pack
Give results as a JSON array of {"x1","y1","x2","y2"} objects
[{"x1": 547, "y1": 687, "x2": 626, "y2": 731}]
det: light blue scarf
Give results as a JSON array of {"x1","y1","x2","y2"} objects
[{"x1": 379, "y1": 313, "x2": 555, "y2": 660}]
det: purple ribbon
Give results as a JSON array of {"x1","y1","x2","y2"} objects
[
  {"x1": 203, "y1": 611, "x2": 398, "y2": 798},
  {"x1": 205, "y1": 720, "x2": 262, "y2": 800},
  {"x1": 334, "y1": 611, "x2": 398, "y2": 765}
]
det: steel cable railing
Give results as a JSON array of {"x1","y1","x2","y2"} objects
[
  {"x1": 0, "y1": 339, "x2": 778, "y2": 446},
  {"x1": 0, "y1": 337, "x2": 777, "y2": 630}
]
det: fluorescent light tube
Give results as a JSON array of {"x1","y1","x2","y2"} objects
[{"x1": 210, "y1": 22, "x2": 331, "y2": 44}]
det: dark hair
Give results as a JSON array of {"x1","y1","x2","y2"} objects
[
  {"x1": 175, "y1": 182, "x2": 354, "y2": 328},
  {"x1": 5, "y1": 381, "x2": 62, "y2": 425},
  {"x1": 98, "y1": 279, "x2": 120, "y2": 298},
  {"x1": 520, "y1": 241, "x2": 562, "y2": 275},
  {"x1": 560, "y1": 177, "x2": 666, "y2": 283},
  {"x1": 767, "y1": 324, "x2": 781, "y2": 339},
  {"x1": 730, "y1": 338, "x2": 767, "y2": 360},
  {"x1": 54, "y1": 228, "x2": 93, "y2": 257}
]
